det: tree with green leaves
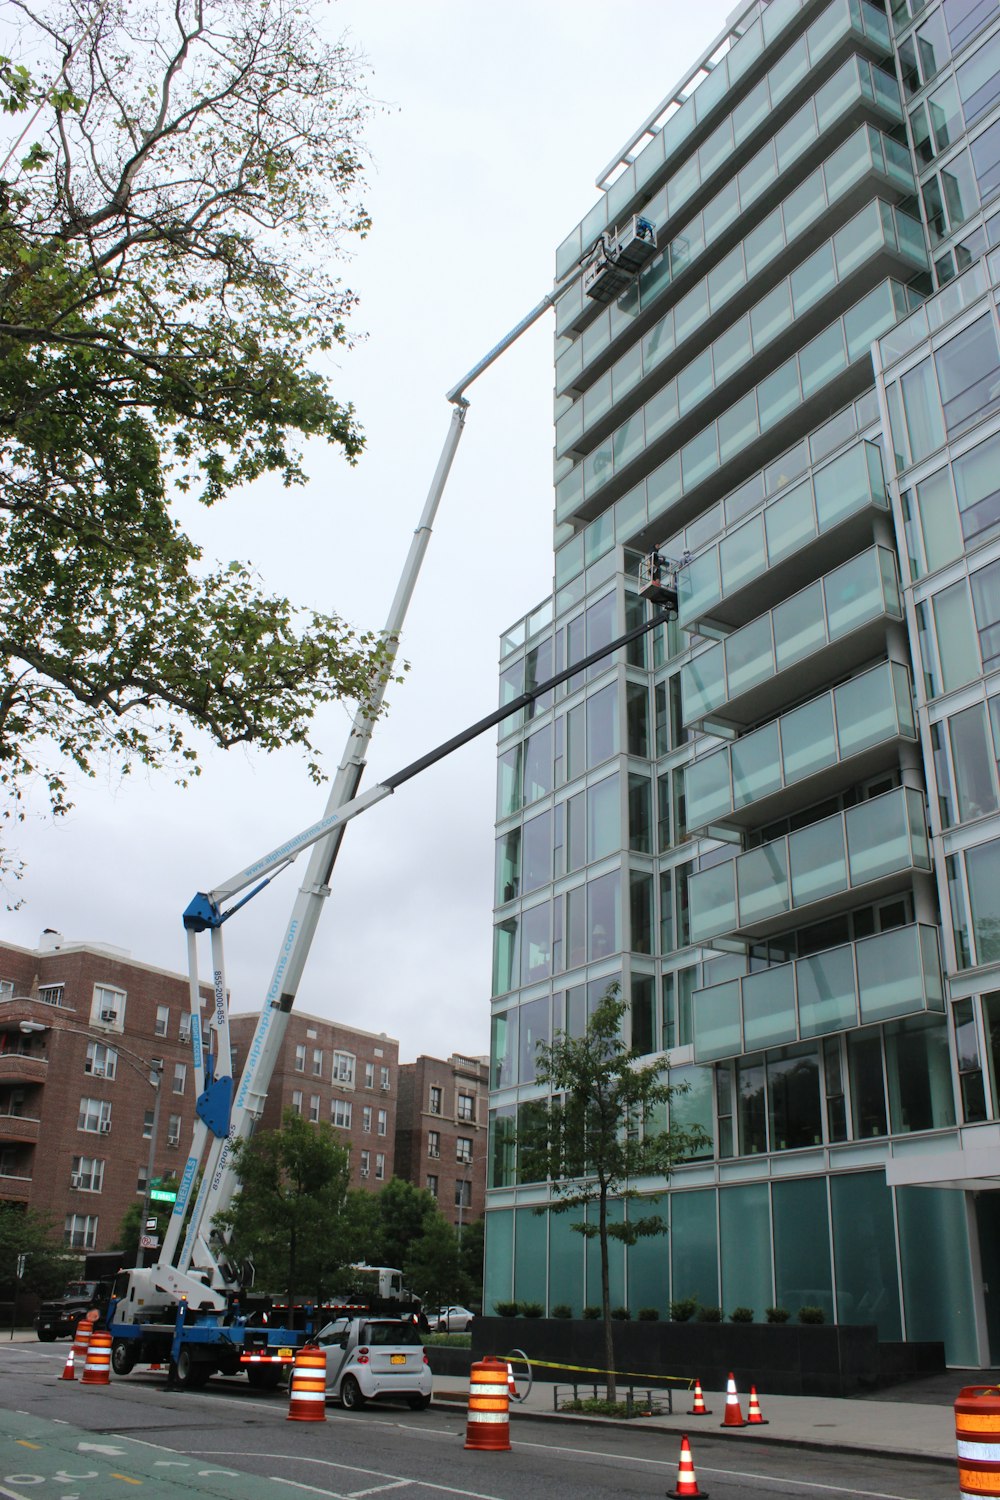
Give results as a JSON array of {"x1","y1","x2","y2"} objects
[
  {"x1": 214, "y1": 1109, "x2": 351, "y2": 1302},
  {"x1": 459, "y1": 1216, "x2": 485, "y2": 1311},
  {"x1": 403, "y1": 1214, "x2": 463, "y2": 1313},
  {"x1": 0, "y1": 0, "x2": 398, "y2": 883},
  {"x1": 117, "y1": 1176, "x2": 181, "y2": 1266},
  {"x1": 0, "y1": 1205, "x2": 76, "y2": 1299},
  {"x1": 374, "y1": 1178, "x2": 440, "y2": 1273},
  {"x1": 519, "y1": 987, "x2": 709, "y2": 1401}
]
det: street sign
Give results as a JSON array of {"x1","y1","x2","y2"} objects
[
  {"x1": 16, "y1": 1254, "x2": 25, "y2": 1279},
  {"x1": 149, "y1": 1177, "x2": 162, "y2": 1187},
  {"x1": 139, "y1": 1235, "x2": 159, "y2": 1250},
  {"x1": 149, "y1": 1189, "x2": 177, "y2": 1203},
  {"x1": 145, "y1": 1218, "x2": 159, "y2": 1231}
]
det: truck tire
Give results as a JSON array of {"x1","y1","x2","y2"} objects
[
  {"x1": 175, "y1": 1347, "x2": 210, "y2": 1389},
  {"x1": 340, "y1": 1375, "x2": 365, "y2": 1410},
  {"x1": 111, "y1": 1340, "x2": 137, "y2": 1376}
]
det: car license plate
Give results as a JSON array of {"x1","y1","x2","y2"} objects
[{"x1": 390, "y1": 1354, "x2": 406, "y2": 1365}]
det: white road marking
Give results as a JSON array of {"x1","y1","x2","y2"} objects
[{"x1": 188, "y1": 1452, "x2": 504, "y2": 1500}]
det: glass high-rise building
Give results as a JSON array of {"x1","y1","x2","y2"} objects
[{"x1": 485, "y1": 0, "x2": 1000, "y2": 1366}]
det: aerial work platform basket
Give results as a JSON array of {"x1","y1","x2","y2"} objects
[{"x1": 583, "y1": 215, "x2": 658, "y2": 304}]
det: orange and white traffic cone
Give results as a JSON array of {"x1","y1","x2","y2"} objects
[
  {"x1": 506, "y1": 1361, "x2": 519, "y2": 1402},
  {"x1": 60, "y1": 1346, "x2": 76, "y2": 1381},
  {"x1": 720, "y1": 1372, "x2": 745, "y2": 1428},
  {"x1": 687, "y1": 1378, "x2": 712, "y2": 1416},
  {"x1": 667, "y1": 1435, "x2": 708, "y2": 1497},
  {"x1": 746, "y1": 1385, "x2": 768, "y2": 1425}
]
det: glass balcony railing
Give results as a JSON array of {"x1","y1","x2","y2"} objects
[
  {"x1": 684, "y1": 659, "x2": 917, "y2": 832},
  {"x1": 689, "y1": 785, "x2": 930, "y2": 945},
  {"x1": 677, "y1": 439, "x2": 887, "y2": 631},
  {"x1": 681, "y1": 542, "x2": 901, "y2": 725},
  {"x1": 693, "y1": 921, "x2": 943, "y2": 1062}
]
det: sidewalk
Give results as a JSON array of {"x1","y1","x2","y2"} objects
[{"x1": 434, "y1": 1374, "x2": 958, "y2": 1467}]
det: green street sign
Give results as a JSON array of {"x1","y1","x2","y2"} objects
[
  {"x1": 149, "y1": 1189, "x2": 177, "y2": 1203},
  {"x1": 149, "y1": 1177, "x2": 162, "y2": 1187}
]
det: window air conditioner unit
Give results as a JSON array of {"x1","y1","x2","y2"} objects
[
  {"x1": 380, "y1": 1083, "x2": 390, "y2": 1092},
  {"x1": 99, "y1": 1120, "x2": 112, "y2": 1134},
  {"x1": 86, "y1": 1063, "x2": 104, "y2": 1077},
  {"x1": 70, "y1": 1174, "x2": 82, "y2": 1189},
  {"x1": 167, "y1": 1135, "x2": 180, "y2": 1147},
  {"x1": 359, "y1": 1167, "x2": 369, "y2": 1178},
  {"x1": 100, "y1": 1009, "x2": 117, "y2": 1023},
  {"x1": 428, "y1": 1147, "x2": 439, "y2": 1158}
]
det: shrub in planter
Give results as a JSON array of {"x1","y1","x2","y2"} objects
[
  {"x1": 765, "y1": 1306, "x2": 790, "y2": 1324},
  {"x1": 552, "y1": 1304, "x2": 573, "y2": 1319},
  {"x1": 520, "y1": 1301, "x2": 544, "y2": 1318},
  {"x1": 670, "y1": 1297, "x2": 698, "y2": 1322},
  {"x1": 583, "y1": 1305, "x2": 601, "y2": 1319},
  {"x1": 696, "y1": 1305, "x2": 723, "y2": 1323},
  {"x1": 495, "y1": 1301, "x2": 519, "y2": 1317},
  {"x1": 798, "y1": 1305, "x2": 826, "y2": 1325},
  {"x1": 611, "y1": 1306, "x2": 632, "y2": 1320},
  {"x1": 729, "y1": 1306, "x2": 754, "y2": 1323},
  {"x1": 638, "y1": 1307, "x2": 661, "y2": 1321}
]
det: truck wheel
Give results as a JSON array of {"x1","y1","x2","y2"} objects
[
  {"x1": 175, "y1": 1348, "x2": 210, "y2": 1389},
  {"x1": 340, "y1": 1375, "x2": 365, "y2": 1410},
  {"x1": 111, "y1": 1340, "x2": 137, "y2": 1375},
  {"x1": 246, "y1": 1366, "x2": 282, "y2": 1390}
]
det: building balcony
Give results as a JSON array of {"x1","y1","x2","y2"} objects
[
  {"x1": 681, "y1": 542, "x2": 901, "y2": 731},
  {"x1": 0, "y1": 1174, "x2": 31, "y2": 1203},
  {"x1": 678, "y1": 439, "x2": 888, "y2": 634},
  {"x1": 0, "y1": 1114, "x2": 40, "y2": 1144},
  {"x1": 0, "y1": 1054, "x2": 47, "y2": 1086},
  {"x1": 684, "y1": 659, "x2": 917, "y2": 835},
  {"x1": 693, "y1": 921, "x2": 944, "y2": 1063},
  {"x1": 689, "y1": 785, "x2": 930, "y2": 946}
]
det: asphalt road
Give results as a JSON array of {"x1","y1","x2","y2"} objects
[{"x1": 0, "y1": 1342, "x2": 949, "y2": 1500}]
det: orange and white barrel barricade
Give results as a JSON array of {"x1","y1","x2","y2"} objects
[
  {"x1": 81, "y1": 1329, "x2": 112, "y2": 1386},
  {"x1": 464, "y1": 1355, "x2": 512, "y2": 1451},
  {"x1": 956, "y1": 1385, "x2": 1000, "y2": 1496},
  {"x1": 287, "y1": 1344, "x2": 327, "y2": 1422},
  {"x1": 73, "y1": 1316, "x2": 94, "y2": 1370}
]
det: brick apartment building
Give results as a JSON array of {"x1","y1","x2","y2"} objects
[
  {"x1": 228, "y1": 1010, "x2": 400, "y2": 1188},
  {"x1": 394, "y1": 1054, "x2": 488, "y2": 1228},
  {"x1": 0, "y1": 932, "x2": 204, "y2": 1252}
]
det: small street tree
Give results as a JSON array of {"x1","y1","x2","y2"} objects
[
  {"x1": 403, "y1": 1215, "x2": 463, "y2": 1314},
  {"x1": 214, "y1": 1109, "x2": 351, "y2": 1302},
  {"x1": 375, "y1": 1178, "x2": 439, "y2": 1273},
  {"x1": 520, "y1": 987, "x2": 709, "y2": 1402},
  {"x1": 117, "y1": 1176, "x2": 181, "y2": 1266},
  {"x1": 0, "y1": 1204, "x2": 76, "y2": 1300}
]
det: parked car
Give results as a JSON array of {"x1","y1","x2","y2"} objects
[
  {"x1": 317, "y1": 1316, "x2": 432, "y2": 1411},
  {"x1": 433, "y1": 1305, "x2": 474, "y2": 1332}
]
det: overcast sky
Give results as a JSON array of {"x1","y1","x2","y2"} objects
[{"x1": 5, "y1": 0, "x2": 735, "y2": 1063}]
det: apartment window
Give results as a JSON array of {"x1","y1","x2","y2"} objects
[
  {"x1": 0, "y1": 979, "x2": 13, "y2": 1002},
  {"x1": 334, "y1": 1052, "x2": 356, "y2": 1086},
  {"x1": 364, "y1": 1062, "x2": 375, "y2": 1088},
  {"x1": 291, "y1": 1090, "x2": 303, "y2": 1116},
  {"x1": 377, "y1": 1108, "x2": 387, "y2": 1136},
  {"x1": 172, "y1": 1063, "x2": 187, "y2": 1095},
  {"x1": 71, "y1": 1156, "x2": 105, "y2": 1192},
  {"x1": 85, "y1": 1041, "x2": 117, "y2": 1081},
  {"x1": 429, "y1": 1086, "x2": 442, "y2": 1115},
  {"x1": 167, "y1": 1113, "x2": 182, "y2": 1146},
  {"x1": 374, "y1": 1152, "x2": 385, "y2": 1180},
  {"x1": 309, "y1": 1094, "x2": 321, "y2": 1123},
  {"x1": 380, "y1": 1066, "x2": 390, "y2": 1091},
  {"x1": 78, "y1": 1098, "x2": 111, "y2": 1134},
  {"x1": 37, "y1": 984, "x2": 64, "y2": 1007},
  {"x1": 142, "y1": 1108, "x2": 154, "y2": 1140},
  {"x1": 455, "y1": 1180, "x2": 472, "y2": 1209},
  {"x1": 362, "y1": 1105, "x2": 372, "y2": 1132},
  {"x1": 457, "y1": 1093, "x2": 474, "y2": 1121},
  {"x1": 179, "y1": 1013, "x2": 192, "y2": 1042},
  {"x1": 155, "y1": 1005, "x2": 170, "y2": 1037},
  {"x1": 136, "y1": 1165, "x2": 148, "y2": 1195},
  {"x1": 428, "y1": 1130, "x2": 440, "y2": 1159},
  {"x1": 92, "y1": 984, "x2": 126, "y2": 1030},
  {"x1": 456, "y1": 1136, "x2": 473, "y2": 1164},
  {"x1": 64, "y1": 1213, "x2": 98, "y2": 1250},
  {"x1": 332, "y1": 1099, "x2": 353, "y2": 1129},
  {"x1": 427, "y1": 1174, "x2": 439, "y2": 1197},
  {"x1": 312, "y1": 1048, "x2": 323, "y2": 1077},
  {"x1": 294, "y1": 1044, "x2": 306, "y2": 1073},
  {"x1": 359, "y1": 1149, "x2": 371, "y2": 1178}
]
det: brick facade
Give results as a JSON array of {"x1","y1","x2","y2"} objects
[{"x1": 395, "y1": 1054, "x2": 488, "y2": 1227}]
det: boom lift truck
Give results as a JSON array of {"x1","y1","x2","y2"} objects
[{"x1": 105, "y1": 215, "x2": 670, "y2": 1389}]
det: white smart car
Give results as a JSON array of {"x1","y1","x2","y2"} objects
[{"x1": 317, "y1": 1316, "x2": 432, "y2": 1411}]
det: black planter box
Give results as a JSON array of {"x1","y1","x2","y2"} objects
[{"x1": 469, "y1": 1317, "x2": 945, "y2": 1398}]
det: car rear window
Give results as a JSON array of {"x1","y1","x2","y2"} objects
[{"x1": 361, "y1": 1320, "x2": 422, "y2": 1346}]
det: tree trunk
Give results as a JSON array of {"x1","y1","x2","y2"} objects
[{"x1": 599, "y1": 1186, "x2": 616, "y2": 1403}]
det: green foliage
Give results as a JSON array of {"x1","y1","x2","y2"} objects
[
  {"x1": 582, "y1": 1305, "x2": 601, "y2": 1319},
  {"x1": 729, "y1": 1306, "x2": 755, "y2": 1323},
  {"x1": 117, "y1": 1177, "x2": 181, "y2": 1266},
  {"x1": 798, "y1": 1305, "x2": 826, "y2": 1324},
  {"x1": 519, "y1": 1301, "x2": 543, "y2": 1317},
  {"x1": 637, "y1": 1307, "x2": 660, "y2": 1321},
  {"x1": 403, "y1": 1214, "x2": 463, "y2": 1312},
  {"x1": 0, "y1": 1206, "x2": 76, "y2": 1296},
  {"x1": 552, "y1": 1304, "x2": 573, "y2": 1319},
  {"x1": 611, "y1": 1306, "x2": 631, "y2": 1320},
  {"x1": 518, "y1": 986, "x2": 709, "y2": 1402},
  {"x1": 214, "y1": 1109, "x2": 351, "y2": 1302},
  {"x1": 696, "y1": 1305, "x2": 723, "y2": 1323},
  {"x1": 670, "y1": 1297, "x2": 698, "y2": 1322},
  {"x1": 458, "y1": 1216, "x2": 485, "y2": 1310},
  {"x1": 373, "y1": 1179, "x2": 441, "y2": 1273},
  {"x1": 765, "y1": 1306, "x2": 790, "y2": 1324},
  {"x1": 495, "y1": 1300, "x2": 519, "y2": 1317},
  {"x1": 0, "y1": 0, "x2": 402, "y2": 879}
]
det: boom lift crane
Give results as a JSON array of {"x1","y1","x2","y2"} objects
[{"x1": 106, "y1": 214, "x2": 673, "y2": 1384}]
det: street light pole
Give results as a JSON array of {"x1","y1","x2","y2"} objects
[{"x1": 19, "y1": 1021, "x2": 164, "y2": 1264}]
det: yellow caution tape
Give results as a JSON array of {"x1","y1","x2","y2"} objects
[{"x1": 503, "y1": 1353, "x2": 693, "y2": 1388}]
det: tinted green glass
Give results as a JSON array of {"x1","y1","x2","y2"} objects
[
  {"x1": 670, "y1": 1189, "x2": 719, "y2": 1305},
  {"x1": 831, "y1": 1172, "x2": 901, "y2": 1336},
  {"x1": 721, "y1": 1184, "x2": 772, "y2": 1319},
  {"x1": 694, "y1": 978, "x2": 741, "y2": 1060},
  {"x1": 773, "y1": 579, "x2": 825, "y2": 670},
  {"x1": 789, "y1": 815, "x2": 848, "y2": 906},
  {"x1": 764, "y1": 478, "x2": 816, "y2": 564},
  {"x1": 845, "y1": 790, "x2": 911, "y2": 885},
  {"x1": 797, "y1": 944, "x2": 858, "y2": 1036},
  {"x1": 737, "y1": 841, "x2": 789, "y2": 924},
  {"x1": 733, "y1": 723, "x2": 782, "y2": 808},
  {"x1": 743, "y1": 964, "x2": 796, "y2": 1049},
  {"x1": 686, "y1": 750, "x2": 731, "y2": 826},
  {"x1": 774, "y1": 1178, "x2": 834, "y2": 1321},
  {"x1": 897, "y1": 1187, "x2": 977, "y2": 1363},
  {"x1": 484, "y1": 1207, "x2": 514, "y2": 1312},
  {"x1": 781, "y1": 694, "x2": 837, "y2": 783}
]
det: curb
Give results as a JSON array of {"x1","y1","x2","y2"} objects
[{"x1": 431, "y1": 1391, "x2": 955, "y2": 1469}]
